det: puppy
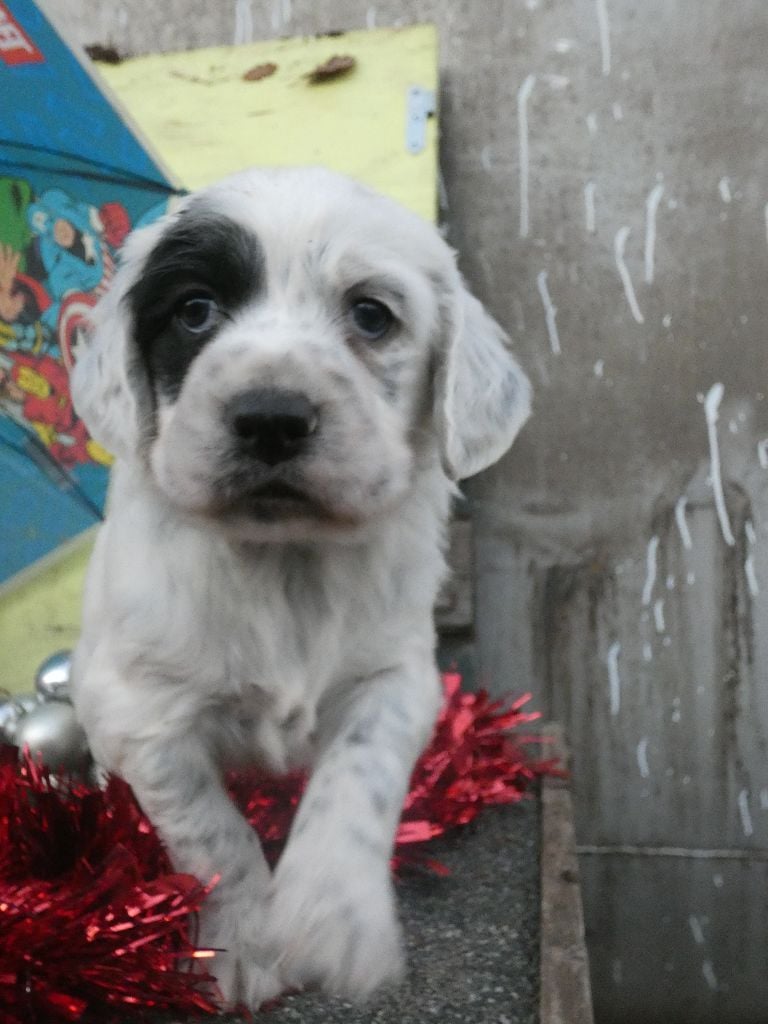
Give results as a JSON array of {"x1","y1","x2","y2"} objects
[{"x1": 70, "y1": 167, "x2": 530, "y2": 1008}]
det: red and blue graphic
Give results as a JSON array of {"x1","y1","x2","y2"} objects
[{"x1": 0, "y1": 0, "x2": 183, "y2": 581}]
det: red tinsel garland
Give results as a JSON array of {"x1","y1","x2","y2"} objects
[{"x1": 0, "y1": 673, "x2": 554, "y2": 1023}]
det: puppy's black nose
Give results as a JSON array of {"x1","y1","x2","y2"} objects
[{"x1": 226, "y1": 389, "x2": 318, "y2": 465}]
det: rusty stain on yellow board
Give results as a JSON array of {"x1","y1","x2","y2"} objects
[{"x1": 99, "y1": 25, "x2": 438, "y2": 220}]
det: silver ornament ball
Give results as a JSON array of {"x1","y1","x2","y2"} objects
[
  {"x1": 35, "y1": 649, "x2": 73, "y2": 701},
  {"x1": 0, "y1": 693, "x2": 40, "y2": 744},
  {"x1": 14, "y1": 700, "x2": 90, "y2": 770},
  {"x1": 0, "y1": 700, "x2": 22, "y2": 743}
]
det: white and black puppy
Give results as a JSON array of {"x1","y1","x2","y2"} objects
[{"x1": 70, "y1": 167, "x2": 530, "y2": 1009}]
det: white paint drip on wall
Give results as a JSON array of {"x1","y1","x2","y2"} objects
[
  {"x1": 366, "y1": 6, "x2": 377, "y2": 29},
  {"x1": 760, "y1": 788, "x2": 768, "y2": 811},
  {"x1": 270, "y1": 0, "x2": 282, "y2": 32},
  {"x1": 480, "y1": 145, "x2": 493, "y2": 172},
  {"x1": 702, "y1": 961, "x2": 718, "y2": 991},
  {"x1": 757, "y1": 438, "x2": 768, "y2": 469},
  {"x1": 614, "y1": 227, "x2": 645, "y2": 323},
  {"x1": 554, "y1": 37, "x2": 576, "y2": 53},
  {"x1": 671, "y1": 697, "x2": 681, "y2": 724},
  {"x1": 234, "y1": 0, "x2": 253, "y2": 44},
  {"x1": 642, "y1": 535, "x2": 659, "y2": 606},
  {"x1": 594, "y1": 359, "x2": 605, "y2": 378},
  {"x1": 653, "y1": 598, "x2": 666, "y2": 633},
  {"x1": 737, "y1": 788, "x2": 754, "y2": 837},
  {"x1": 612, "y1": 101, "x2": 623, "y2": 121},
  {"x1": 704, "y1": 383, "x2": 735, "y2": 546},
  {"x1": 745, "y1": 520, "x2": 759, "y2": 597},
  {"x1": 518, "y1": 75, "x2": 536, "y2": 239},
  {"x1": 586, "y1": 111, "x2": 599, "y2": 136},
  {"x1": 607, "y1": 641, "x2": 621, "y2": 716},
  {"x1": 512, "y1": 297, "x2": 526, "y2": 334},
  {"x1": 644, "y1": 182, "x2": 665, "y2": 284},
  {"x1": 718, "y1": 177, "x2": 732, "y2": 203},
  {"x1": 675, "y1": 496, "x2": 693, "y2": 550},
  {"x1": 536, "y1": 270, "x2": 561, "y2": 355},
  {"x1": 584, "y1": 181, "x2": 597, "y2": 233},
  {"x1": 642, "y1": 641, "x2": 653, "y2": 662},
  {"x1": 543, "y1": 73, "x2": 571, "y2": 90},
  {"x1": 637, "y1": 737, "x2": 650, "y2": 778},
  {"x1": 666, "y1": 574, "x2": 675, "y2": 590},
  {"x1": 595, "y1": 0, "x2": 611, "y2": 75},
  {"x1": 689, "y1": 915, "x2": 705, "y2": 946},
  {"x1": 712, "y1": 873, "x2": 724, "y2": 888}
]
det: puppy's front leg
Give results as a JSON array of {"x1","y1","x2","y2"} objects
[
  {"x1": 117, "y1": 731, "x2": 280, "y2": 1008},
  {"x1": 268, "y1": 662, "x2": 442, "y2": 1001}
]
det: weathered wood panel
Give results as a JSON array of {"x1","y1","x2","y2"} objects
[
  {"x1": 581, "y1": 853, "x2": 768, "y2": 1024},
  {"x1": 541, "y1": 725, "x2": 595, "y2": 1024}
]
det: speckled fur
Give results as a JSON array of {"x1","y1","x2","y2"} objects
[{"x1": 70, "y1": 167, "x2": 530, "y2": 1008}]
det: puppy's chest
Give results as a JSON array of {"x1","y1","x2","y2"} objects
[{"x1": 200, "y1": 550, "x2": 382, "y2": 772}]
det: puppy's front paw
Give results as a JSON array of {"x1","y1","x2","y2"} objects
[
  {"x1": 267, "y1": 857, "x2": 405, "y2": 1001},
  {"x1": 199, "y1": 902, "x2": 283, "y2": 1010},
  {"x1": 210, "y1": 947, "x2": 283, "y2": 1010}
]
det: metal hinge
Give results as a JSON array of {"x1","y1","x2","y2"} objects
[{"x1": 405, "y1": 85, "x2": 436, "y2": 154}]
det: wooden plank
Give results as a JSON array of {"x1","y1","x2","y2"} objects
[
  {"x1": 580, "y1": 851, "x2": 768, "y2": 1024},
  {"x1": 528, "y1": 494, "x2": 768, "y2": 852},
  {"x1": 97, "y1": 25, "x2": 438, "y2": 220},
  {"x1": 540, "y1": 724, "x2": 594, "y2": 1024}
]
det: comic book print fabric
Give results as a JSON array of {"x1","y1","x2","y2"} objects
[{"x1": 0, "y1": 0, "x2": 176, "y2": 581}]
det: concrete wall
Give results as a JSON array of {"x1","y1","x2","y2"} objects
[{"x1": 46, "y1": 1, "x2": 768, "y2": 1019}]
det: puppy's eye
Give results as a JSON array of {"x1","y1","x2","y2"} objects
[
  {"x1": 175, "y1": 294, "x2": 220, "y2": 334},
  {"x1": 350, "y1": 298, "x2": 394, "y2": 340}
]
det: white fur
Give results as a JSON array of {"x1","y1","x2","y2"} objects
[{"x1": 70, "y1": 167, "x2": 530, "y2": 1008}]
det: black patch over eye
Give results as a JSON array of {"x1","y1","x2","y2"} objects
[
  {"x1": 175, "y1": 294, "x2": 220, "y2": 335},
  {"x1": 350, "y1": 298, "x2": 394, "y2": 340},
  {"x1": 129, "y1": 204, "x2": 264, "y2": 401}
]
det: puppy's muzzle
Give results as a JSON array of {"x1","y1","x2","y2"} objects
[{"x1": 226, "y1": 388, "x2": 318, "y2": 466}]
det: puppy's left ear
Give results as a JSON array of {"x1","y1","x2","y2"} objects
[
  {"x1": 70, "y1": 221, "x2": 163, "y2": 461},
  {"x1": 434, "y1": 279, "x2": 531, "y2": 481}
]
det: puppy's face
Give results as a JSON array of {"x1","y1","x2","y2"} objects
[{"x1": 73, "y1": 168, "x2": 531, "y2": 540}]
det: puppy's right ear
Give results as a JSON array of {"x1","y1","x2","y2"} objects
[
  {"x1": 433, "y1": 276, "x2": 532, "y2": 481},
  {"x1": 70, "y1": 222, "x2": 161, "y2": 461}
]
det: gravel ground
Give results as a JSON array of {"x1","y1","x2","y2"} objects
[{"x1": 205, "y1": 797, "x2": 540, "y2": 1024}]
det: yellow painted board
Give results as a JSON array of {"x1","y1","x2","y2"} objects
[
  {"x1": 98, "y1": 25, "x2": 438, "y2": 221},
  {"x1": 0, "y1": 530, "x2": 94, "y2": 694},
  {"x1": 0, "y1": 25, "x2": 438, "y2": 693}
]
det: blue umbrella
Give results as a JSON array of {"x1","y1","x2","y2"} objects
[{"x1": 0, "y1": 0, "x2": 183, "y2": 582}]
